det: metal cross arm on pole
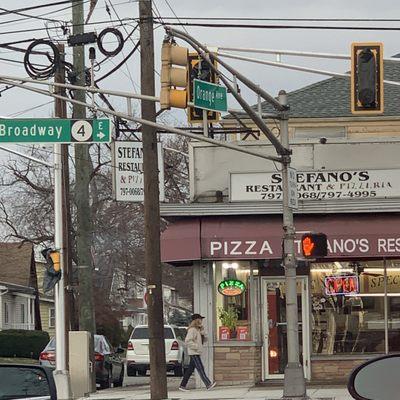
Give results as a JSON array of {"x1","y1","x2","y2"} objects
[
  {"x1": 0, "y1": 74, "x2": 285, "y2": 119},
  {"x1": 217, "y1": 51, "x2": 400, "y2": 89},
  {"x1": 0, "y1": 73, "x2": 159, "y2": 102},
  {"x1": 0, "y1": 145, "x2": 53, "y2": 167},
  {"x1": 1, "y1": 78, "x2": 283, "y2": 164},
  {"x1": 164, "y1": 27, "x2": 289, "y2": 156}
]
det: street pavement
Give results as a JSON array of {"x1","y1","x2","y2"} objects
[
  {"x1": 83, "y1": 384, "x2": 352, "y2": 400},
  {"x1": 80, "y1": 368, "x2": 353, "y2": 400}
]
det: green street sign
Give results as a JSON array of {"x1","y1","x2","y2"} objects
[
  {"x1": 193, "y1": 79, "x2": 227, "y2": 113},
  {"x1": 0, "y1": 119, "x2": 111, "y2": 143}
]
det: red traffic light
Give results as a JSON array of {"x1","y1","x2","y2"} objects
[{"x1": 301, "y1": 233, "x2": 328, "y2": 258}]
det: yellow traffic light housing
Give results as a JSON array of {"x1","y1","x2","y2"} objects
[
  {"x1": 187, "y1": 52, "x2": 220, "y2": 124},
  {"x1": 351, "y1": 42, "x2": 384, "y2": 115},
  {"x1": 160, "y1": 42, "x2": 188, "y2": 110},
  {"x1": 41, "y1": 248, "x2": 61, "y2": 293},
  {"x1": 49, "y1": 250, "x2": 61, "y2": 272}
]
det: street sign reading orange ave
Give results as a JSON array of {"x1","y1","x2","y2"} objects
[{"x1": 0, "y1": 118, "x2": 110, "y2": 143}]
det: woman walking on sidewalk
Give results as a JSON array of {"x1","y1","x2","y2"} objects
[{"x1": 179, "y1": 314, "x2": 216, "y2": 392}]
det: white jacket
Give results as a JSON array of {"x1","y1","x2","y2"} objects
[{"x1": 185, "y1": 326, "x2": 203, "y2": 355}]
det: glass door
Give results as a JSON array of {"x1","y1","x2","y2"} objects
[{"x1": 262, "y1": 276, "x2": 310, "y2": 380}]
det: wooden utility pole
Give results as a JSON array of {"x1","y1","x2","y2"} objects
[
  {"x1": 139, "y1": 1, "x2": 167, "y2": 399},
  {"x1": 72, "y1": 0, "x2": 96, "y2": 392}
]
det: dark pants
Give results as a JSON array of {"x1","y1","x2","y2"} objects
[{"x1": 180, "y1": 355, "x2": 212, "y2": 388}]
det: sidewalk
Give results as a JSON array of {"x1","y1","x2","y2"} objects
[{"x1": 81, "y1": 384, "x2": 353, "y2": 400}]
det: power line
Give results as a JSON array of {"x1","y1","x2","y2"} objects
[
  {"x1": 0, "y1": 6, "x2": 66, "y2": 24},
  {"x1": 105, "y1": 1, "x2": 139, "y2": 90},
  {"x1": 0, "y1": 17, "x2": 137, "y2": 36},
  {"x1": 162, "y1": 1, "x2": 189, "y2": 34},
  {"x1": 0, "y1": 0, "x2": 82, "y2": 16},
  {"x1": 6, "y1": 101, "x2": 53, "y2": 117},
  {"x1": 158, "y1": 21, "x2": 400, "y2": 31},
  {"x1": 12, "y1": 0, "x2": 130, "y2": 28},
  {"x1": 151, "y1": 16, "x2": 400, "y2": 22}
]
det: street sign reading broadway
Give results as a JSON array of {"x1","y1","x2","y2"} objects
[
  {"x1": 0, "y1": 119, "x2": 111, "y2": 143},
  {"x1": 193, "y1": 79, "x2": 227, "y2": 112}
]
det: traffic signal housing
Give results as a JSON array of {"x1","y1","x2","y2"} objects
[
  {"x1": 41, "y1": 248, "x2": 61, "y2": 293},
  {"x1": 301, "y1": 233, "x2": 328, "y2": 258},
  {"x1": 351, "y1": 42, "x2": 384, "y2": 115},
  {"x1": 187, "y1": 52, "x2": 219, "y2": 124},
  {"x1": 160, "y1": 42, "x2": 188, "y2": 110}
]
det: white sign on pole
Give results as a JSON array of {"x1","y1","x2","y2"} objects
[
  {"x1": 288, "y1": 167, "x2": 298, "y2": 209},
  {"x1": 230, "y1": 169, "x2": 400, "y2": 202},
  {"x1": 112, "y1": 141, "x2": 165, "y2": 202}
]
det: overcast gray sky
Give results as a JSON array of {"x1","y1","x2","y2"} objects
[{"x1": 0, "y1": 0, "x2": 400, "y2": 125}]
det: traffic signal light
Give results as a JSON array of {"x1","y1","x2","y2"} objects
[
  {"x1": 41, "y1": 248, "x2": 61, "y2": 293},
  {"x1": 351, "y1": 42, "x2": 384, "y2": 115},
  {"x1": 160, "y1": 41, "x2": 188, "y2": 110},
  {"x1": 301, "y1": 233, "x2": 328, "y2": 258},
  {"x1": 187, "y1": 52, "x2": 219, "y2": 124}
]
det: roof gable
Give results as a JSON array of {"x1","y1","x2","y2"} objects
[{"x1": 0, "y1": 242, "x2": 35, "y2": 288}]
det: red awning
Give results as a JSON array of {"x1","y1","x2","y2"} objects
[
  {"x1": 161, "y1": 218, "x2": 201, "y2": 262},
  {"x1": 161, "y1": 214, "x2": 400, "y2": 262}
]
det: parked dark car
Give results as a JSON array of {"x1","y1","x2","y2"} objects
[
  {"x1": 0, "y1": 364, "x2": 57, "y2": 399},
  {"x1": 39, "y1": 334, "x2": 124, "y2": 389}
]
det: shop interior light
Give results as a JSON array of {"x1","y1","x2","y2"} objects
[
  {"x1": 345, "y1": 293, "x2": 400, "y2": 297},
  {"x1": 311, "y1": 268, "x2": 353, "y2": 273},
  {"x1": 269, "y1": 349, "x2": 278, "y2": 358},
  {"x1": 364, "y1": 268, "x2": 400, "y2": 272},
  {"x1": 222, "y1": 262, "x2": 239, "y2": 269}
]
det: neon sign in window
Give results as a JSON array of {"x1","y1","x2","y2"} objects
[
  {"x1": 218, "y1": 279, "x2": 246, "y2": 296},
  {"x1": 324, "y1": 275, "x2": 359, "y2": 296}
]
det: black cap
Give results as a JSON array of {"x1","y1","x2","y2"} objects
[{"x1": 191, "y1": 313, "x2": 205, "y2": 321}]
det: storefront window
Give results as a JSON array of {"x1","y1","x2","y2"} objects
[
  {"x1": 214, "y1": 261, "x2": 256, "y2": 341},
  {"x1": 311, "y1": 260, "x2": 400, "y2": 355}
]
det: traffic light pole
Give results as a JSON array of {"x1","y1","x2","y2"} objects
[
  {"x1": 279, "y1": 91, "x2": 307, "y2": 398},
  {"x1": 52, "y1": 44, "x2": 72, "y2": 400}
]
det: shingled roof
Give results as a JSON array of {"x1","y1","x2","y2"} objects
[
  {"x1": 234, "y1": 60, "x2": 400, "y2": 119},
  {"x1": 0, "y1": 242, "x2": 36, "y2": 288}
]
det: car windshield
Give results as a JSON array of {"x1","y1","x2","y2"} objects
[
  {"x1": 44, "y1": 337, "x2": 56, "y2": 351},
  {"x1": 131, "y1": 327, "x2": 174, "y2": 339},
  {"x1": 94, "y1": 336, "x2": 111, "y2": 354},
  {"x1": 175, "y1": 328, "x2": 187, "y2": 341},
  {"x1": 0, "y1": 366, "x2": 50, "y2": 399}
]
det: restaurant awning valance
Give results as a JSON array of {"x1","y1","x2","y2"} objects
[{"x1": 161, "y1": 214, "x2": 400, "y2": 262}]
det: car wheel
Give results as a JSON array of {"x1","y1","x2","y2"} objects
[
  {"x1": 138, "y1": 369, "x2": 147, "y2": 376},
  {"x1": 127, "y1": 366, "x2": 137, "y2": 377},
  {"x1": 114, "y1": 365, "x2": 124, "y2": 387},
  {"x1": 174, "y1": 364, "x2": 184, "y2": 377},
  {"x1": 100, "y1": 369, "x2": 112, "y2": 389}
]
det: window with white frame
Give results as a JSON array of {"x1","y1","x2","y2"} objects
[
  {"x1": 20, "y1": 303, "x2": 25, "y2": 324},
  {"x1": 30, "y1": 299, "x2": 34, "y2": 324},
  {"x1": 4, "y1": 302, "x2": 9, "y2": 324},
  {"x1": 49, "y1": 308, "x2": 55, "y2": 328}
]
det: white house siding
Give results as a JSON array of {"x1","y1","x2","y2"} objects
[
  {"x1": 1, "y1": 293, "x2": 13, "y2": 330},
  {"x1": 1, "y1": 293, "x2": 35, "y2": 330}
]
